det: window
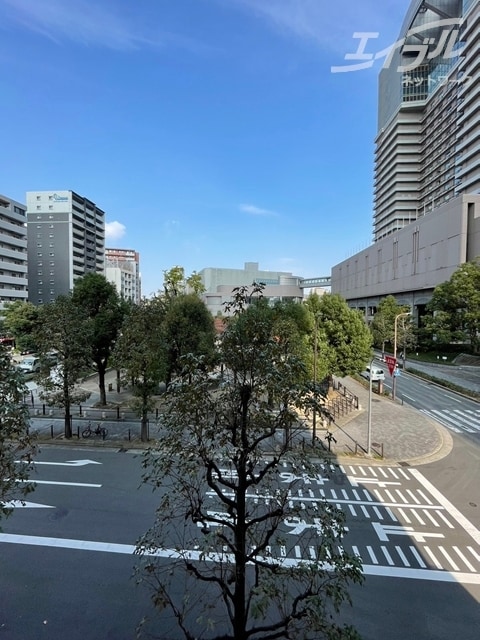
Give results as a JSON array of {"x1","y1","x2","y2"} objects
[
  {"x1": 48, "y1": 205, "x2": 53, "y2": 210},
  {"x1": 37, "y1": 252, "x2": 42, "y2": 257},
  {"x1": 48, "y1": 215, "x2": 54, "y2": 219},
  {"x1": 36, "y1": 196, "x2": 41, "y2": 201},
  {"x1": 36, "y1": 206, "x2": 41, "y2": 210},
  {"x1": 49, "y1": 253, "x2": 54, "y2": 257},
  {"x1": 37, "y1": 271, "x2": 43, "y2": 276}
]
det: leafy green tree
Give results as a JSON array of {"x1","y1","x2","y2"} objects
[
  {"x1": 2, "y1": 301, "x2": 40, "y2": 353},
  {"x1": 34, "y1": 296, "x2": 93, "y2": 439},
  {"x1": 136, "y1": 286, "x2": 363, "y2": 640},
  {"x1": 113, "y1": 297, "x2": 167, "y2": 442},
  {"x1": 370, "y1": 296, "x2": 410, "y2": 353},
  {"x1": 163, "y1": 294, "x2": 216, "y2": 385},
  {"x1": 186, "y1": 271, "x2": 205, "y2": 296},
  {"x1": 425, "y1": 261, "x2": 480, "y2": 353},
  {"x1": 163, "y1": 265, "x2": 186, "y2": 299},
  {"x1": 0, "y1": 344, "x2": 36, "y2": 520},
  {"x1": 72, "y1": 273, "x2": 125, "y2": 405},
  {"x1": 305, "y1": 293, "x2": 372, "y2": 383}
]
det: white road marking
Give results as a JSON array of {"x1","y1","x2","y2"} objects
[
  {"x1": 2, "y1": 500, "x2": 54, "y2": 509},
  {"x1": 372, "y1": 523, "x2": 444, "y2": 543},
  {"x1": 452, "y1": 546, "x2": 475, "y2": 572},
  {"x1": 409, "y1": 546, "x2": 427, "y2": 569},
  {"x1": 395, "y1": 546, "x2": 410, "y2": 567},
  {"x1": 17, "y1": 459, "x2": 102, "y2": 467},
  {"x1": 381, "y1": 546, "x2": 394, "y2": 566},
  {"x1": 411, "y1": 469, "x2": 480, "y2": 546},
  {"x1": 366, "y1": 546, "x2": 378, "y2": 564},
  {"x1": 423, "y1": 547, "x2": 442, "y2": 570},
  {"x1": 1, "y1": 533, "x2": 479, "y2": 584},
  {"x1": 19, "y1": 480, "x2": 102, "y2": 488},
  {"x1": 438, "y1": 546, "x2": 460, "y2": 572}
]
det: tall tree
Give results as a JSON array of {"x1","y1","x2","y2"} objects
[
  {"x1": 426, "y1": 261, "x2": 480, "y2": 353},
  {"x1": 186, "y1": 271, "x2": 206, "y2": 296},
  {"x1": 136, "y1": 286, "x2": 363, "y2": 639},
  {"x1": 0, "y1": 344, "x2": 36, "y2": 520},
  {"x1": 2, "y1": 301, "x2": 40, "y2": 353},
  {"x1": 34, "y1": 296, "x2": 93, "y2": 439},
  {"x1": 163, "y1": 294, "x2": 216, "y2": 385},
  {"x1": 370, "y1": 296, "x2": 410, "y2": 353},
  {"x1": 72, "y1": 273, "x2": 125, "y2": 405},
  {"x1": 305, "y1": 293, "x2": 372, "y2": 384},
  {"x1": 113, "y1": 297, "x2": 167, "y2": 442},
  {"x1": 163, "y1": 265, "x2": 186, "y2": 299}
]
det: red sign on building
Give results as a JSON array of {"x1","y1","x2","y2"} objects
[{"x1": 384, "y1": 355, "x2": 397, "y2": 376}]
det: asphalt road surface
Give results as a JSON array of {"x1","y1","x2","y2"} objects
[{"x1": 1, "y1": 446, "x2": 479, "y2": 639}]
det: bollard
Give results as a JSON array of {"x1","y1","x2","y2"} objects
[
  {"x1": 84, "y1": 411, "x2": 87, "y2": 419},
  {"x1": 35, "y1": 408, "x2": 40, "y2": 416},
  {"x1": 50, "y1": 424, "x2": 54, "y2": 438},
  {"x1": 49, "y1": 409, "x2": 53, "y2": 417},
  {"x1": 117, "y1": 406, "x2": 120, "y2": 420},
  {"x1": 79, "y1": 404, "x2": 82, "y2": 416},
  {"x1": 156, "y1": 408, "x2": 158, "y2": 419},
  {"x1": 102, "y1": 411, "x2": 106, "y2": 420},
  {"x1": 43, "y1": 404, "x2": 46, "y2": 416},
  {"x1": 128, "y1": 429, "x2": 131, "y2": 441},
  {"x1": 121, "y1": 412, "x2": 125, "y2": 421}
]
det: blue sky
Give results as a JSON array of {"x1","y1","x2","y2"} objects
[{"x1": 0, "y1": 0, "x2": 408, "y2": 297}]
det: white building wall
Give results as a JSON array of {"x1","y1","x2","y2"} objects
[{"x1": 0, "y1": 194, "x2": 28, "y2": 310}]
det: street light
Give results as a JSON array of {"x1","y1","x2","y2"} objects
[
  {"x1": 367, "y1": 355, "x2": 374, "y2": 457},
  {"x1": 392, "y1": 312, "x2": 411, "y2": 400},
  {"x1": 312, "y1": 315, "x2": 318, "y2": 446}
]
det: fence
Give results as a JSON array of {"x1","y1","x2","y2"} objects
[{"x1": 327, "y1": 380, "x2": 359, "y2": 420}]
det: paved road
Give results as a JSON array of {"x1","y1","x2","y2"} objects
[{"x1": 2, "y1": 447, "x2": 480, "y2": 639}]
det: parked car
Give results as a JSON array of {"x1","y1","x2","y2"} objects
[
  {"x1": 361, "y1": 366, "x2": 385, "y2": 382},
  {"x1": 18, "y1": 356, "x2": 41, "y2": 375}
]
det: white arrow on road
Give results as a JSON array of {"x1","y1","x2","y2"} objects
[
  {"x1": 2, "y1": 500, "x2": 54, "y2": 509},
  {"x1": 16, "y1": 459, "x2": 102, "y2": 467},
  {"x1": 372, "y1": 522, "x2": 444, "y2": 543}
]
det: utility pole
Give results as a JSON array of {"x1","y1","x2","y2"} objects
[{"x1": 393, "y1": 312, "x2": 411, "y2": 400}]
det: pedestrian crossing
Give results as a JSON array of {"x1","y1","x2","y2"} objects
[
  {"x1": 421, "y1": 407, "x2": 480, "y2": 434},
  {"x1": 203, "y1": 463, "x2": 480, "y2": 580}
]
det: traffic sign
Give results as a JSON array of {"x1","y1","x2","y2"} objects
[{"x1": 384, "y1": 355, "x2": 397, "y2": 376}]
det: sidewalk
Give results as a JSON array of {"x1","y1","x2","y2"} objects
[
  {"x1": 325, "y1": 376, "x2": 452, "y2": 465},
  {"x1": 33, "y1": 369, "x2": 453, "y2": 465}
]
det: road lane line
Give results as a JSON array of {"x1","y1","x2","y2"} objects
[
  {"x1": 410, "y1": 469, "x2": 480, "y2": 546},
  {"x1": 1, "y1": 533, "x2": 479, "y2": 584},
  {"x1": 20, "y1": 480, "x2": 102, "y2": 488}
]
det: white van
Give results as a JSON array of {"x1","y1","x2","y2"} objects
[
  {"x1": 361, "y1": 366, "x2": 385, "y2": 382},
  {"x1": 18, "y1": 356, "x2": 41, "y2": 375}
]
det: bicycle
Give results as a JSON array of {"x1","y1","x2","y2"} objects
[{"x1": 82, "y1": 421, "x2": 108, "y2": 440}]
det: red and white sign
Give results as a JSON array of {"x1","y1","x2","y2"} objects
[{"x1": 384, "y1": 355, "x2": 397, "y2": 376}]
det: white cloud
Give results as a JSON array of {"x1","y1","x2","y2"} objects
[
  {"x1": 105, "y1": 221, "x2": 126, "y2": 241},
  {"x1": 0, "y1": 0, "x2": 208, "y2": 52},
  {"x1": 239, "y1": 203, "x2": 278, "y2": 217},
  {"x1": 224, "y1": 0, "x2": 401, "y2": 54}
]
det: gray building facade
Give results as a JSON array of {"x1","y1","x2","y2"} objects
[
  {"x1": 200, "y1": 262, "x2": 304, "y2": 316},
  {"x1": 0, "y1": 194, "x2": 28, "y2": 310},
  {"x1": 332, "y1": 0, "x2": 480, "y2": 315},
  {"x1": 26, "y1": 190, "x2": 105, "y2": 304}
]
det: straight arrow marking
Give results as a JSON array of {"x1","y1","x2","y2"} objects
[
  {"x1": 2, "y1": 500, "x2": 54, "y2": 509},
  {"x1": 16, "y1": 460, "x2": 102, "y2": 467}
]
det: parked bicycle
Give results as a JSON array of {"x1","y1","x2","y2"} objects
[{"x1": 82, "y1": 421, "x2": 108, "y2": 440}]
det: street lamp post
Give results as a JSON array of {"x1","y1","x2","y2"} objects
[
  {"x1": 392, "y1": 312, "x2": 411, "y2": 400},
  {"x1": 312, "y1": 317, "x2": 318, "y2": 446},
  {"x1": 367, "y1": 356, "x2": 374, "y2": 456}
]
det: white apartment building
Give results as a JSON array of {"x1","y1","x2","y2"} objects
[
  {"x1": 105, "y1": 248, "x2": 141, "y2": 303},
  {"x1": 26, "y1": 190, "x2": 105, "y2": 304},
  {"x1": 0, "y1": 194, "x2": 28, "y2": 310}
]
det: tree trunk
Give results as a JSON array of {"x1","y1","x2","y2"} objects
[
  {"x1": 64, "y1": 401, "x2": 72, "y2": 439},
  {"x1": 97, "y1": 360, "x2": 107, "y2": 406},
  {"x1": 141, "y1": 407, "x2": 148, "y2": 442}
]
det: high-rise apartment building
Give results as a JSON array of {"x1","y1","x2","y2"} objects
[
  {"x1": 26, "y1": 190, "x2": 105, "y2": 304},
  {"x1": 332, "y1": 0, "x2": 480, "y2": 318},
  {"x1": 105, "y1": 248, "x2": 141, "y2": 303},
  {"x1": 0, "y1": 194, "x2": 28, "y2": 310},
  {"x1": 374, "y1": 0, "x2": 479, "y2": 241}
]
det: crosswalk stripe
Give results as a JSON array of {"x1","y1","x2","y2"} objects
[
  {"x1": 423, "y1": 546, "x2": 442, "y2": 569},
  {"x1": 439, "y1": 546, "x2": 460, "y2": 571},
  {"x1": 409, "y1": 546, "x2": 427, "y2": 568},
  {"x1": 453, "y1": 546, "x2": 475, "y2": 572}
]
